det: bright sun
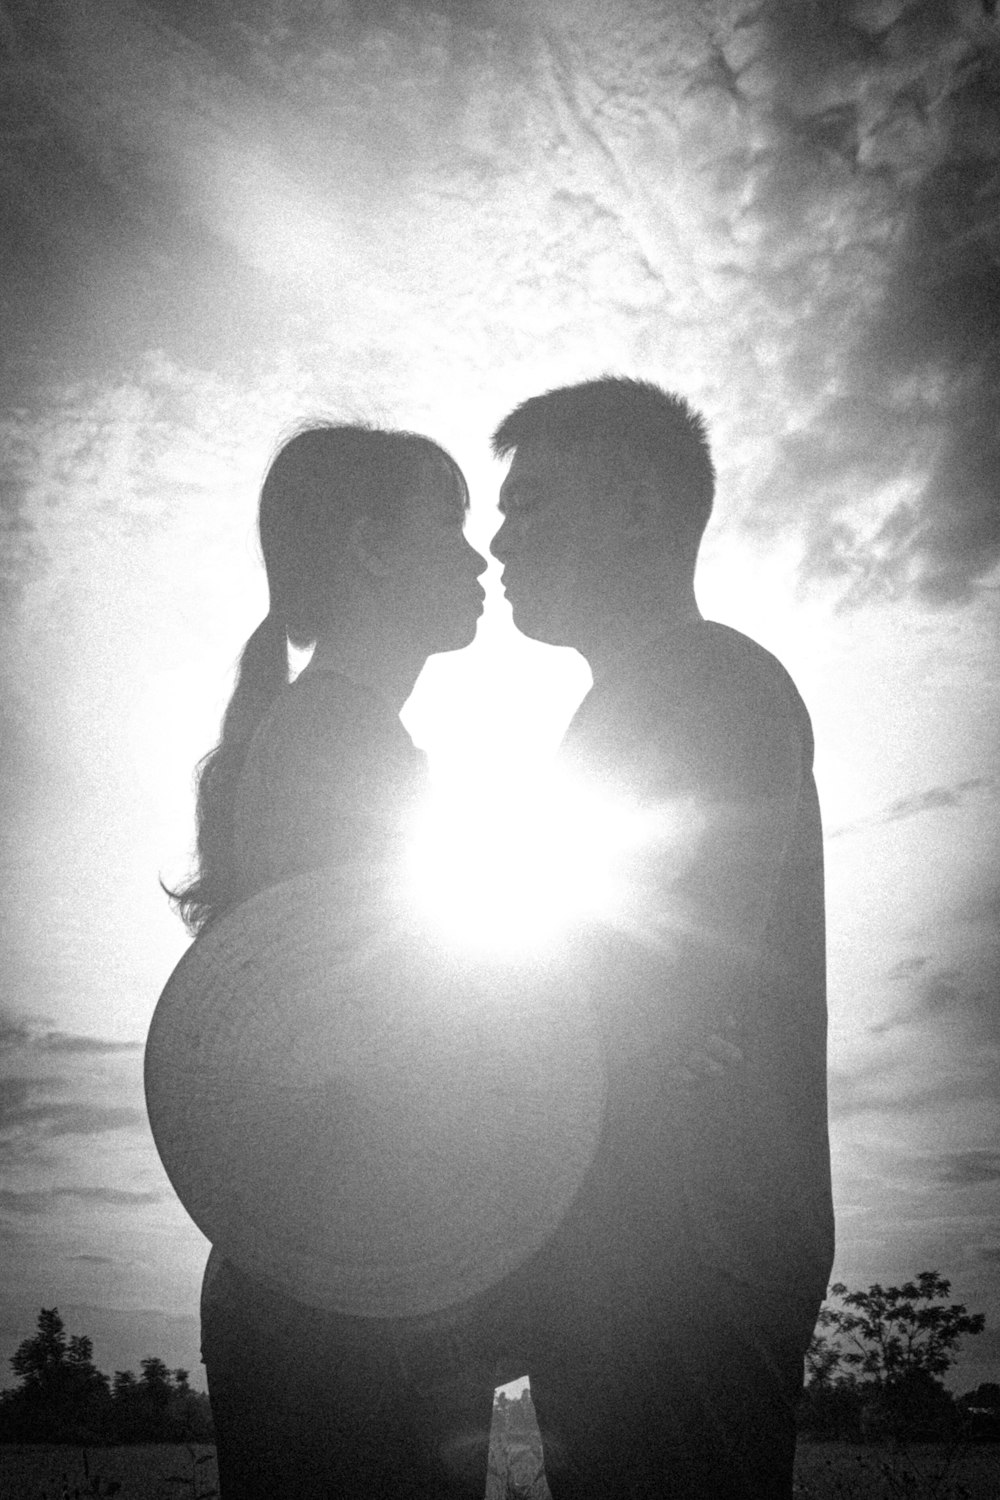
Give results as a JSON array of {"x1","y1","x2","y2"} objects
[{"x1": 402, "y1": 767, "x2": 690, "y2": 960}]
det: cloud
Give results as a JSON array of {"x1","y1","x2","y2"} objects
[
  {"x1": 0, "y1": 1078, "x2": 37, "y2": 1130},
  {"x1": 868, "y1": 948, "x2": 1000, "y2": 1056},
  {"x1": 0, "y1": 1014, "x2": 155, "y2": 1202},
  {"x1": 826, "y1": 1057, "x2": 929, "y2": 1120},
  {"x1": 732, "y1": 0, "x2": 1000, "y2": 608},
  {"x1": 0, "y1": 1020, "x2": 143, "y2": 1056},
  {"x1": 887, "y1": 954, "x2": 930, "y2": 981},
  {"x1": 0, "y1": 1074, "x2": 146, "y2": 1157},
  {"x1": 58, "y1": 1186, "x2": 161, "y2": 1206},
  {"x1": 4, "y1": 0, "x2": 993, "y2": 630},
  {"x1": 0, "y1": 0, "x2": 516, "y2": 317},
  {"x1": 0, "y1": 700, "x2": 57, "y2": 943},
  {"x1": 857, "y1": 32, "x2": 1000, "y2": 607},
  {"x1": 827, "y1": 1041, "x2": 996, "y2": 1119},
  {"x1": 878, "y1": 778, "x2": 996, "y2": 825},
  {"x1": 829, "y1": 775, "x2": 996, "y2": 837},
  {"x1": 0, "y1": 1187, "x2": 160, "y2": 1215},
  {"x1": 29, "y1": 1034, "x2": 143, "y2": 1056},
  {"x1": 1, "y1": 1095, "x2": 146, "y2": 1141},
  {"x1": 936, "y1": 1151, "x2": 1000, "y2": 1187},
  {"x1": 0, "y1": 1190, "x2": 53, "y2": 1216},
  {"x1": 0, "y1": 1017, "x2": 35, "y2": 1052},
  {"x1": 878, "y1": 962, "x2": 964, "y2": 1023}
]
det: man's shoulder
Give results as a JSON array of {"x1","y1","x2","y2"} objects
[
  {"x1": 596, "y1": 621, "x2": 810, "y2": 731},
  {"x1": 566, "y1": 621, "x2": 813, "y2": 796},
  {"x1": 646, "y1": 619, "x2": 802, "y2": 699}
]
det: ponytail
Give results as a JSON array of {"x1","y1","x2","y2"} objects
[{"x1": 169, "y1": 614, "x2": 288, "y2": 935}]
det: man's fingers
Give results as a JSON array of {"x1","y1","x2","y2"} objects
[
  {"x1": 675, "y1": 1030, "x2": 745, "y2": 1082},
  {"x1": 705, "y1": 1033, "x2": 744, "y2": 1065}
]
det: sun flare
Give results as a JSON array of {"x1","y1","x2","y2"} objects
[{"x1": 403, "y1": 769, "x2": 687, "y2": 959}]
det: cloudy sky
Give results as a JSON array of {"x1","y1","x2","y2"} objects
[{"x1": 2, "y1": 0, "x2": 998, "y2": 1392}]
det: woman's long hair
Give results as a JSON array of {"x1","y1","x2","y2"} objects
[{"x1": 170, "y1": 423, "x2": 468, "y2": 936}]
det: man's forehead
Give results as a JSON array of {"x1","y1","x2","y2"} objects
[{"x1": 500, "y1": 440, "x2": 581, "y2": 491}]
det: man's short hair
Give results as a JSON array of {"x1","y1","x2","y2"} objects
[{"x1": 492, "y1": 375, "x2": 715, "y2": 555}]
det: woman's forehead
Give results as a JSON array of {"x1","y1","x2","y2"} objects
[{"x1": 419, "y1": 452, "x2": 469, "y2": 512}]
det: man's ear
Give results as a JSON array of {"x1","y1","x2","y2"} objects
[
  {"x1": 347, "y1": 514, "x2": 394, "y2": 578},
  {"x1": 621, "y1": 472, "x2": 661, "y2": 534}
]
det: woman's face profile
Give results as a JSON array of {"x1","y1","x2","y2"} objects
[{"x1": 381, "y1": 458, "x2": 487, "y2": 656}]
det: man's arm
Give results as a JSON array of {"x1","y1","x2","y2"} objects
[{"x1": 563, "y1": 631, "x2": 832, "y2": 1294}]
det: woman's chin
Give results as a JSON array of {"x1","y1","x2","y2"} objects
[{"x1": 431, "y1": 619, "x2": 481, "y2": 655}]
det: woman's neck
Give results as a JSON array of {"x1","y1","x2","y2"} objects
[{"x1": 302, "y1": 625, "x2": 425, "y2": 716}]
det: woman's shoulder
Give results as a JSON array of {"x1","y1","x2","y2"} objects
[
  {"x1": 258, "y1": 670, "x2": 417, "y2": 766},
  {"x1": 237, "y1": 671, "x2": 429, "y2": 815},
  {"x1": 231, "y1": 671, "x2": 429, "y2": 896},
  {"x1": 287, "y1": 667, "x2": 401, "y2": 721}
]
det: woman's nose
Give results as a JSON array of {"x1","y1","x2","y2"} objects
[{"x1": 465, "y1": 537, "x2": 488, "y2": 575}]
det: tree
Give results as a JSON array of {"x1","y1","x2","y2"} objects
[
  {"x1": 1, "y1": 1310, "x2": 213, "y2": 1444},
  {"x1": 799, "y1": 1336, "x2": 864, "y2": 1442},
  {"x1": 111, "y1": 1368, "x2": 143, "y2": 1443},
  {"x1": 804, "y1": 1328, "x2": 845, "y2": 1389},
  {"x1": 166, "y1": 1368, "x2": 215, "y2": 1443},
  {"x1": 956, "y1": 1381, "x2": 1000, "y2": 1441},
  {"x1": 2, "y1": 1309, "x2": 110, "y2": 1442},
  {"x1": 111, "y1": 1358, "x2": 213, "y2": 1442},
  {"x1": 818, "y1": 1271, "x2": 985, "y2": 1387},
  {"x1": 10, "y1": 1308, "x2": 67, "y2": 1391},
  {"x1": 960, "y1": 1381, "x2": 999, "y2": 1410},
  {"x1": 805, "y1": 1271, "x2": 986, "y2": 1442},
  {"x1": 506, "y1": 1389, "x2": 537, "y2": 1436},
  {"x1": 140, "y1": 1357, "x2": 173, "y2": 1409}
]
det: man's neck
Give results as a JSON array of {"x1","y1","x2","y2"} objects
[{"x1": 583, "y1": 593, "x2": 702, "y2": 684}]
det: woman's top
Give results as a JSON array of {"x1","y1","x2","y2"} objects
[
  {"x1": 232, "y1": 669, "x2": 429, "y2": 902},
  {"x1": 201, "y1": 669, "x2": 431, "y2": 1325}
]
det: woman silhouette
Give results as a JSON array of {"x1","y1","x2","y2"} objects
[{"x1": 169, "y1": 425, "x2": 492, "y2": 1497}]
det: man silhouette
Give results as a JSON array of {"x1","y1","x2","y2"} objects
[{"x1": 489, "y1": 377, "x2": 835, "y2": 1499}]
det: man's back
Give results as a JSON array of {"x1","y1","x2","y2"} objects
[{"x1": 556, "y1": 618, "x2": 834, "y2": 1305}]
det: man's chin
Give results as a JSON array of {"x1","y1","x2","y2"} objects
[{"x1": 508, "y1": 603, "x2": 571, "y2": 650}]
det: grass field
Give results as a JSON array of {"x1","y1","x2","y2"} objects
[
  {"x1": 793, "y1": 1440, "x2": 1000, "y2": 1499},
  {"x1": 0, "y1": 1445, "x2": 218, "y2": 1499},
  {"x1": 1, "y1": 1440, "x2": 998, "y2": 1498}
]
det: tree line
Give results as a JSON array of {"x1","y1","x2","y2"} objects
[
  {"x1": 1, "y1": 1272, "x2": 994, "y2": 1448},
  {"x1": 800, "y1": 1270, "x2": 996, "y2": 1442},
  {"x1": 0, "y1": 1309, "x2": 214, "y2": 1445}
]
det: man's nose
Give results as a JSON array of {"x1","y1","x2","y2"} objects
[{"x1": 490, "y1": 520, "x2": 509, "y2": 563}]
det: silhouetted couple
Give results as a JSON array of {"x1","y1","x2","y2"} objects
[{"x1": 160, "y1": 378, "x2": 834, "y2": 1498}]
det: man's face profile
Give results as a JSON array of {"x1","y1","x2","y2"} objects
[{"x1": 492, "y1": 441, "x2": 634, "y2": 652}]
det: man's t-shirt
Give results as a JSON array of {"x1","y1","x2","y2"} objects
[{"x1": 556, "y1": 619, "x2": 834, "y2": 1304}]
